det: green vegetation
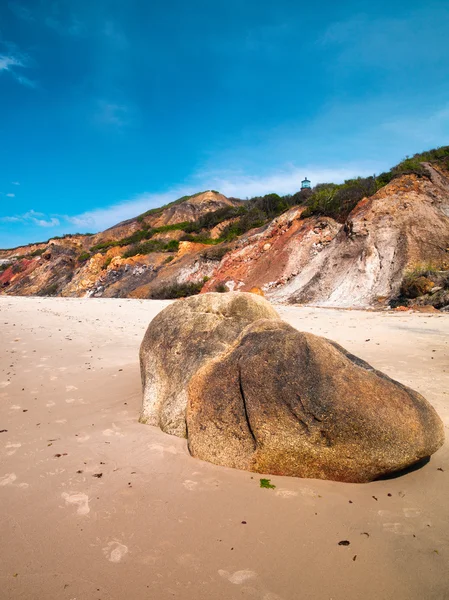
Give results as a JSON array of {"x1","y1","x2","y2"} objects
[
  {"x1": 25, "y1": 248, "x2": 46, "y2": 258},
  {"x1": 259, "y1": 478, "x2": 276, "y2": 489},
  {"x1": 122, "y1": 239, "x2": 179, "y2": 258},
  {"x1": 215, "y1": 283, "x2": 227, "y2": 293},
  {"x1": 201, "y1": 246, "x2": 230, "y2": 261},
  {"x1": 149, "y1": 281, "x2": 204, "y2": 299},
  {"x1": 400, "y1": 264, "x2": 448, "y2": 299},
  {"x1": 11, "y1": 261, "x2": 24, "y2": 274},
  {"x1": 90, "y1": 222, "x2": 188, "y2": 254},
  {"x1": 301, "y1": 177, "x2": 379, "y2": 222},
  {"x1": 78, "y1": 251, "x2": 91, "y2": 262},
  {"x1": 301, "y1": 145, "x2": 449, "y2": 222},
  {"x1": 102, "y1": 256, "x2": 113, "y2": 270},
  {"x1": 0, "y1": 263, "x2": 10, "y2": 272},
  {"x1": 38, "y1": 282, "x2": 59, "y2": 296}
]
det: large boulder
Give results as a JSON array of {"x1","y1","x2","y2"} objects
[
  {"x1": 139, "y1": 292, "x2": 280, "y2": 437},
  {"x1": 186, "y1": 319, "x2": 444, "y2": 483}
]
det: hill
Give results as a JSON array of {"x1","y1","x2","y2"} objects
[{"x1": 1, "y1": 148, "x2": 449, "y2": 309}]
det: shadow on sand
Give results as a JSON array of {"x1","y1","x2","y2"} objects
[{"x1": 376, "y1": 456, "x2": 431, "y2": 480}]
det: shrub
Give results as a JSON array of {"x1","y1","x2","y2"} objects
[
  {"x1": 26, "y1": 248, "x2": 46, "y2": 258},
  {"x1": 302, "y1": 178, "x2": 378, "y2": 222},
  {"x1": 215, "y1": 283, "x2": 227, "y2": 293},
  {"x1": 122, "y1": 239, "x2": 179, "y2": 258},
  {"x1": 165, "y1": 240, "x2": 180, "y2": 252},
  {"x1": 122, "y1": 240, "x2": 166, "y2": 258},
  {"x1": 201, "y1": 245, "x2": 230, "y2": 261},
  {"x1": 39, "y1": 282, "x2": 59, "y2": 296},
  {"x1": 164, "y1": 256, "x2": 174, "y2": 264},
  {"x1": 150, "y1": 281, "x2": 204, "y2": 299},
  {"x1": 90, "y1": 240, "x2": 119, "y2": 253},
  {"x1": 11, "y1": 261, "x2": 24, "y2": 274},
  {"x1": 102, "y1": 256, "x2": 113, "y2": 270},
  {"x1": 78, "y1": 252, "x2": 90, "y2": 263}
]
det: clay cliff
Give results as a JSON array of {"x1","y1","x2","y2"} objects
[{"x1": 1, "y1": 149, "x2": 449, "y2": 309}]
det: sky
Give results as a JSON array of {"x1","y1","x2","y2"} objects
[{"x1": 0, "y1": 0, "x2": 448, "y2": 247}]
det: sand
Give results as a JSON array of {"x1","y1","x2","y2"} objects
[{"x1": 0, "y1": 296, "x2": 448, "y2": 600}]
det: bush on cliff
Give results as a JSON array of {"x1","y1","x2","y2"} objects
[{"x1": 149, "y1": 281, "x2": 204, "y2": 299}]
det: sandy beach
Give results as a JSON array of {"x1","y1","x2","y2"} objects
[{"x1": 1, "y1": 296, "x2": 448, "y2": 600}]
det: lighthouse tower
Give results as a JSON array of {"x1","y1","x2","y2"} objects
[{"x1": 301, "y1": 177, "x2": 311, "y2": 190}]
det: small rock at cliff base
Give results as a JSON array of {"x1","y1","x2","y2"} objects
[
  {"x1": 249, "y1": 287, "x2": 264, "y2": 297},
  {"x1": 186, "y1": 319, "x2": 444, "y2": 483},
  {"x1": 139, "y1": 292, "x2": 279, "y2": 437}
]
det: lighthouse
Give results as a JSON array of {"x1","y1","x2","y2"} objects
[{"x1": 301, "y1": 177, "x2": 311, "y2": 190}]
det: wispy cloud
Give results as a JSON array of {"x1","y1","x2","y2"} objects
[
  {"x1": 45, "y1": 15, "x2": 85, "y2": 37},
  {"x1": 8, "y1": 2, "x2": 34, "y2": 22},
  {"x1": 9, "y1": 1, "x2": 85, "y2": 36},
  {"x1": 6, "y1": 193, "x2": 15, "y2": 198},
  {"x1": 11, "y1": 181, "x2": 20, "y2": 185},
  {"x1": 381, "y1": 104, "x2": 449, "y2": 147},
  {"x1": 103, "y1": 20, "x2": 128, "y2": 48},
  {"x1": 0, "y1": 210, "x2": 60, "y2": 227},
  {"x1": 0, "y1": 51, "x2": 36, "y2": 87},
  {"x1": 321, "y1": 7, "x2": 449, "y2": 70},
  {"x1": 95, "y1": 101, "x2": 133, "y2": 128},
  {"x1": 64, "y1": 161, "x2": 376, "y2": 231},
  {"x1": 197, "y1": 164, "x2": 376, "y2": 199}
]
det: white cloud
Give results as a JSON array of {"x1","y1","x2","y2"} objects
[
  {"x1": 0, "y1": 52, "x2": 35, "y2": 87},
  {"x1": 11, "y1": 181, "x2": 20, "y2": 185},
  {"x1": 65, "y1": 188, "x2": 190, "y2": 230},
  {"x1": 64, "y1": 161, "x2": 376, "y2": 231},
  {"x1": 199, "y1": 164, "x2": 376, "y2": 199},
  {"x1": 0, "y1": 55, "x2": 22, "y2": 70},
  {"x1": 45, "y1": 16, "x2": 85, "y2": 36},
  {"x1": 6, "y1": 193, "x2": 15, "y2": 198},
  {"x1": 8, "y1": 2, "x2": 34, "y2": 22},
  {"x1": 0, "y1": 209, "x2": 59, "y2": 227},
  {"x1": 95, "y1": 101, "x2": 131, "y2": 128},
  {"x1": 381, "y1": 105, "x2": 449, "y2": 147}
]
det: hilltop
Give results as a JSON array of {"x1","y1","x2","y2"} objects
[{"x1": 1, "y1": 147, "x2": 449, "y2": 309}]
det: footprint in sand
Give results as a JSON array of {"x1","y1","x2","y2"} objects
[
  {"x1": 177, "y1": 553, "x2": 201, "y2": 571},
  {"x1": 383, "y1": 522, "x2": 413, "y2": 535},
  {"x1": 0, "y1": 381, "x2": 11, "y2": 389},
  {"x1": 183, "y1": 480, "x2": 198, "y2": 491},
  {"x1": 61, "y1": 492, "x2": 90, "y2": 515},
  {"x1": 148, "y1": 443, "x2": 178, "y2": 455},
  {"x1": 102, "y1": 425, "x2": 124, "y2": 437},
  {"x1": 0, "y1": 473, "x2": 17, "y2": 486},
  {"x1": 403, "y1": 508, "x2": 421, "y2": 518},
  {"x1": 218, "y1": 569, "x2": 257, "y2": 584},
  {"x1": 275, "y1": 489, "x2": 298, "y2": 499},
  {"x1": 46, "y1": 401, "x2": 56, "y2": 407},
  {"x1": 102, "y1": 541, "x2": 129, "y2": 563},
  {"x1": 66, "y1": 385, "x2": 78, "y2": 391},
  {"x1": 5, "y1": 443, "x2": 21, "y2": 456}
]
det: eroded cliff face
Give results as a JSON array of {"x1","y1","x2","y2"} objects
[
  {"x1": 0, "y1": 191, "x2": 238, "y2": 299},
  {"x1": 270, "y1": 166, "x2": 449, "y2": 307},
  {"x1": 203, "y1": 166, "x2": 449, "y2": 307},
  {"x1": 1, "y1": 169, "x2": 448, "y2": 307}
]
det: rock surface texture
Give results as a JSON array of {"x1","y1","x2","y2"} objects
[
  {"x1": 140, "y1": 293, "x2": 444, "y2": 482},
  {"x1": 139, "y1": 292, "x2": 279, "y2": 437}
]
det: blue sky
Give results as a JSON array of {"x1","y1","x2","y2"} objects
[{"x1": 0, "y1": 0, "x2": 448, "y2": 247}]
